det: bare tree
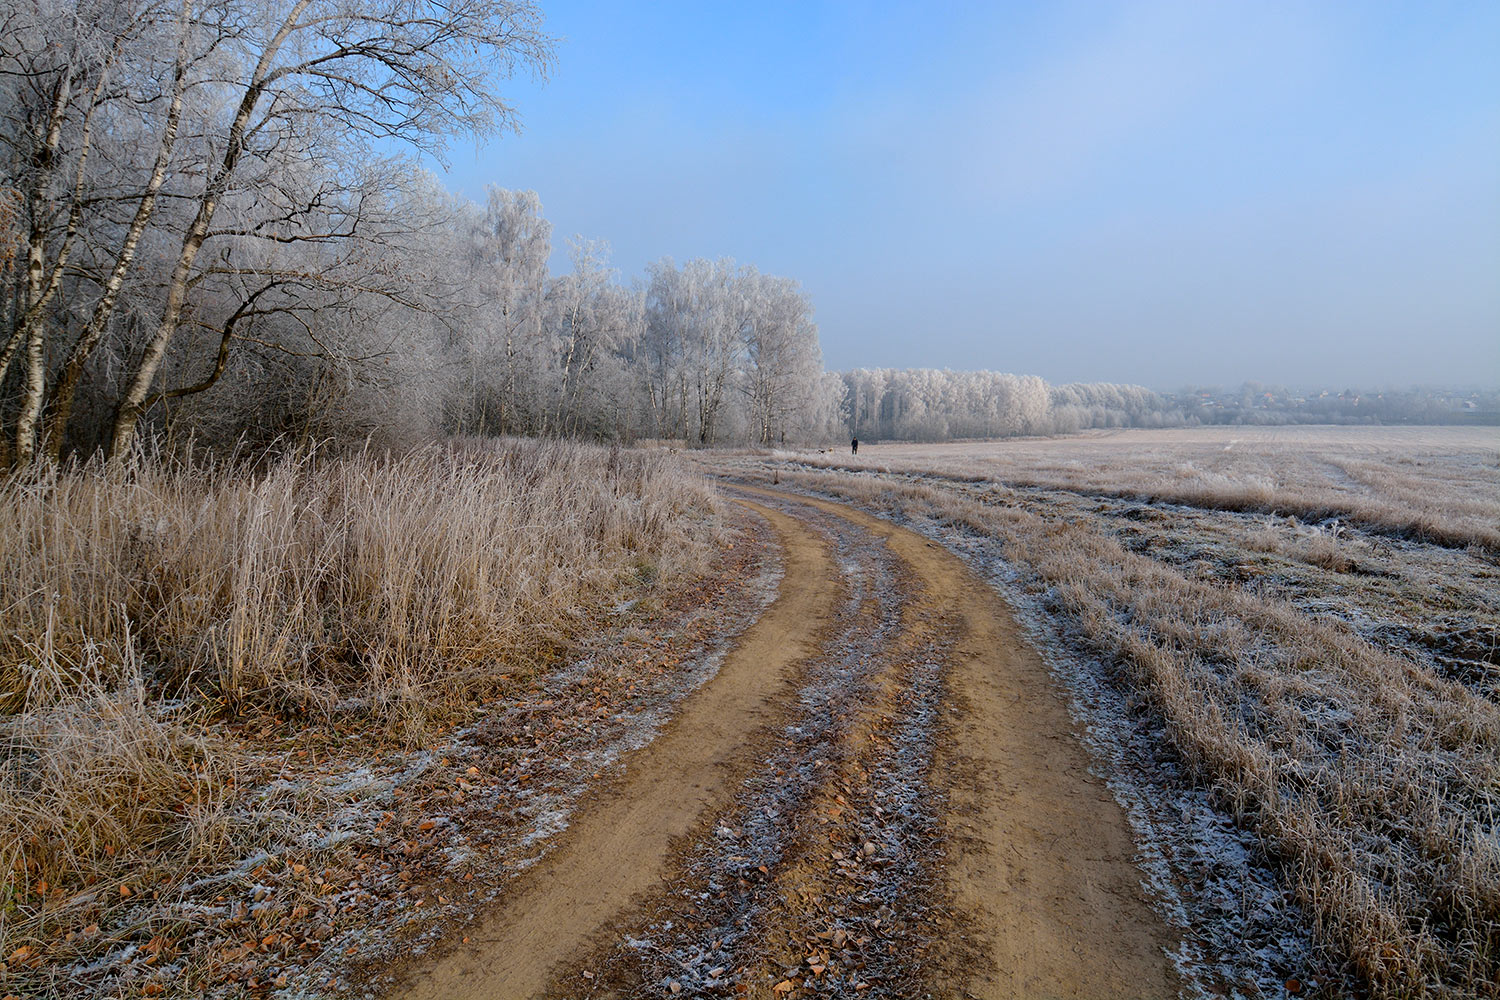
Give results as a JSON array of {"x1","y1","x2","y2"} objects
[
  {"x1": 0, "y1": 0, "x2": 159, "y2": 463},
  {"x1": 0, "y1": 0, "x2": 552, "y2": 465},
  {"x1": 106, "y1": 0, "x2": 552, "y2": 458}
]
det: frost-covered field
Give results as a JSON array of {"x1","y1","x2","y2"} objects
[
  {"x1": 711, "y1": 425, "x2": 1500, "y2": 1000},
  {"x1": 841, "y1": 425, "x2": 1500, "y2": 550}
]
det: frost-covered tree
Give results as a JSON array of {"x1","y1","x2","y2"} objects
[
  {"x1": 0, "y1": 0, "x2": 553, "y2": 464},
  {"x1": 544, "y1": 239, "x2": 641, "y2": 438},
  {"x1": 741, "y1": 270, "x2": 822, "y2": 445},
  {"x1": 836, "y1": 368, "x2": 1179, "y2": 441},
  {"x1": 456, "y1": 187, "x2": 552, "y2": 435}
]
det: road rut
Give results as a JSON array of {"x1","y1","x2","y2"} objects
[
  {"x1": 398, "y1": 488, "x2": 1179, "y2": 999},
  {"x1": 403, "y1": 500, "x2": 836, "y2": 1000}
]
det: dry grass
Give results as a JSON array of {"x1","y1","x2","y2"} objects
[
  {"x1": 0, "y1": 438, "x2": 722, "y2": 981},
  {"x1": 1, "y1": 439, "x2": 718, "y2": 728},
  {"x1": 710, "y1": 427, "x2": 1500, "y2": 998}
]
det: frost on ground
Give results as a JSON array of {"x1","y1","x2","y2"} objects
[
  {"x1": 708, "y1": 431, "x2": 1500, "y2": 1000},
  {"x1": 4, "y1": 509, "x2": 780, "y2": 1000},
  {"x1": 922, "y1": 523, "x2": 1337, "y2": 1000},
  {"x1": 299, "y1": 518, "x2": 782, "y2": 999}
]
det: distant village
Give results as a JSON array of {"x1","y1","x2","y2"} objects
[{"x1": 1165, "y1": 385, "x2": 1500, "y2": 425}]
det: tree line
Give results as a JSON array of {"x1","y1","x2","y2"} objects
[
  {"x1": 1, "y1": 0, "x2": 855, "y2": 464},
  {"x1": 841, "y1": 369, "x2": 1180, "y2": 441}
]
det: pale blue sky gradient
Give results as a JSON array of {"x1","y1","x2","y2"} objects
[{"x1": 434, "y1": 1, "x2": 1500, "y2": 389}]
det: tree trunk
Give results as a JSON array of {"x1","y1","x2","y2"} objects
[
  {"x1": 0, "y1": 324, "x2": 24, "y2": 389},
  {"x1": 11, "y1": 69, "x2": 74, "y2": 467},
  {"x1": 109, "y1": 0, "x2": 311, "y2": 460},
  {"x1": 45, "y1": 47, "x2": 185, "y2": 461}
]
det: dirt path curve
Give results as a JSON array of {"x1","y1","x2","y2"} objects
[
  {"x1": 402, "y1": 500, "x2": 839, "y2": 1000},
  {"x1": 398, "y1": 488, "x2": 1179, "y2": 999},
  {"x1": 734, "y1": 485, "x2": 1180, "y2": 999}
]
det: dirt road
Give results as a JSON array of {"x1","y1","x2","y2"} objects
[{"x1": 398, "y1": 488, "x2": 1178, "y2": 999}]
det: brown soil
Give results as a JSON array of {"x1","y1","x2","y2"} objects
[
  {"x1": 396, "y1": 489, "x2": 1179, "y2": 999},
  {"x1": 751, "y1": 487, "x2": 1180, "y2": 999},
  {"x1": 400, "y1": 500, "x2": 838, "y2": 1000}
]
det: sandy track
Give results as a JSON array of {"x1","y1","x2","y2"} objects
[
  {"x1": 741, "y1": 487, "x2": 1179, "y2": 998},
  {"x1": 397, "y1": 488, "x2": 1178, "y2": 999},
  {"x1": 402, "y1": 501, "x2": 837, "y2": 999}
]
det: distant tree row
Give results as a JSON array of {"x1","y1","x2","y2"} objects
[
  {"x1": 840, "y1": 369, "x2": 1180, "y2": 441},
  {"x1": 838, "y1": 374, "x2": 1500, "y2": 442},
  {"x1": 1167, "y1": 384, "x2": 1500, "y2": 426}
]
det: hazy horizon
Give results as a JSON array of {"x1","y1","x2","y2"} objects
[{"x1": 433, "y1": 0, "x2": 1499, "y2": 390}]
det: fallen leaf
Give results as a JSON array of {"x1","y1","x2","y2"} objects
[{"x1": 773, "y1": 981, "x2": 794, "y2": 994}]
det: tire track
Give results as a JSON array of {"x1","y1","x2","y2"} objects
[
  {"x1": 398, "y1": 500, "x2": 838, "y2": 1000},
  {"x1": 397, "y1": 488, "x2": 1181, "y2": 999},
  {"x1": 756, "y1": 487, "x2": 1181, "y2": 999},
  {"x1": 561, "y1": 490, "x2": 951, "y2": 997}
]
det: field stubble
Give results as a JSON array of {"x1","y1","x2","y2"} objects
[{"x1": 708, "y1": 425, "x2": 1500, "y2": 999}]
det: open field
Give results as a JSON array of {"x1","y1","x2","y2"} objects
[
  {"x1": 826, "y1": 426, "x2": 1500, "y2": 552},
  {"x1": 707, "y1": 424, "x2": 1499, "y2": 998}
]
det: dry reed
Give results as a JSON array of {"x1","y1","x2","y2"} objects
[{"x1": 0, "y1": 438, "x2": 722, "y2": 978}]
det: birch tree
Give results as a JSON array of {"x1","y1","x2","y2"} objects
[
  {"x1": 0, "y1": 0, "x2": 552, "y2": 465},
  {"x1": 106, "y1": 0, "x2": 553, "y2": 459}
]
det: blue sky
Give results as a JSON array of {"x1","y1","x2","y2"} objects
[{"x1": 434, "y1": 0, "x2": 1499, "y2": 389}]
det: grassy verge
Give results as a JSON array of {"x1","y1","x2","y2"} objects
[{"x1": 0, "y1": 439, "x2": 723, "y2": 990}]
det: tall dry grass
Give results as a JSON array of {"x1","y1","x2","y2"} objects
[
  {"x1": 0, "y1": 438, "x2": 722, "y2": 972},
  {"x1": 1, "y1": 439, "x2": 718, "y2": 729},
  {"x1": 720, "y1": 457, "x2": 1500, "y2": 998}
]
